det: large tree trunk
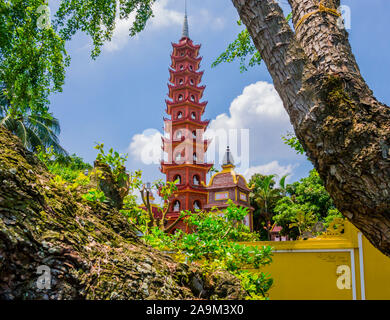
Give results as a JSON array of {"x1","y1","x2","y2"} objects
[{"x1": 231, "y1": 0, "x2": 390, "y2": 256}]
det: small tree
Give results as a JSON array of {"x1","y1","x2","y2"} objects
[
  {"x1": 143, "y1": 200, "x2": 274, "y2": 300},
  {"x1": 273, "y1": 169, "x2": 343, "y2": 239},
  {"x1": 249, "y1": 174, "x2": 288, "y2": 240},
  {"x1": 139, "y1": 179, "x2": 189, "y2": 234}
]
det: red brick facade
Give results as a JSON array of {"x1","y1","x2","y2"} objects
[{"x1": 160, "y1": 30, "x2": 212, "y2": 232}]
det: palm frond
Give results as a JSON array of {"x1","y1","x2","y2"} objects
[
  {"x1": 15, "y1": 120, "x2": 27, "y2": 147},
  {"x1": 30, "y1": 112, "x2": 61, "y2": 135},
  {"x1": 0, "y1": 82, "x2": 66, "y2": 155},
  {"x1": 25, "y1": 126, "x2": 44, "y2": 152},
  {"x1": 279, "y1": 174, "x2": 289, "y2": 190},
  {"x1": 27, "y1": 115, "x2": 67, "y2": 156},
  {"x1": 0, "y1": 114, "x2": 17, "y2": 131}
]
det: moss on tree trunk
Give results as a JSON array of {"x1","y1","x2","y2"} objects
[{"x1": 0, "y1": 126, "x2": 245, "y2": 300}]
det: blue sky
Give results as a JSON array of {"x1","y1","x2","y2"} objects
[{"x1": 49, "y1": 0, "x2": 390, "y2": 185}]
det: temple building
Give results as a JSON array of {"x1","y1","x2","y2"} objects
[
  {"x1": 203, "y1": 147, "x2": 254, "y2": 230},
  {"x1": 159, "y1": 7, "x2": 253, "y2": 232}
]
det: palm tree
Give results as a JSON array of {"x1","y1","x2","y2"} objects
[
  {"x1": 250, "y1": 174, "x2": 289, "y2": 240},
  {"x1": 289, "y1": 211, "x2": 318, "y2": 239},
  {"x1": 0, "y1": 85, "x2": 67, "y2": 155}
]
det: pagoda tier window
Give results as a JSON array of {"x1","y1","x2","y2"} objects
[
  {"x1": 190, "y1": 79, "x2": 194, "y2": 85},
  {"x1": 175, "y1": 153, "x2": 182, "y2": 162},
  {"x1": 180, "y1": 52, "x2": 184, "y2": 56},
  {"x1": 178, "y1": 94, "x2": 183, "y2": 101},
  {"x1": 192, "y1": 131, "x2": 196, "y2": 139},
  {"x1": 177, "y1": 111, "x2": 183, "y2": 119},
  {"x1": 193, "y1": 153, "x2": 197, "y2": 163},
  {"x1": 179, "y1": 79, "x2": 184, "y2": 85},
  {"x1": 180, "y1": 65, "x2": 184, "y2": 70},
  {"x1": 193, "y1": 200, "x2": 201, "y2": 210},
  {"x1": 173, "y1": 175, "x2": 182, "y2": 184},
  {"x1": 173, "y1": 200, "x2": 181, "y2": 212},
  {"x1": 176, "y1": 130, "x2": 182, "y2": 139},
  {"x1": 190, "y1": 95, "x2": 195, "y2": 102},
  {"x1": 189, "y1": 65, "x2": 193, "y2": 71},
  {"x1": 193, "y1": 175, "x2": 200, "y2": 186},
  {"x1": 191, "y1": 112, "x2": 196, "y2": 120}
]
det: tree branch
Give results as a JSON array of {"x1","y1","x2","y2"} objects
[{"x1": 232, "y1": 0, "x2": 390, "y2": 255}]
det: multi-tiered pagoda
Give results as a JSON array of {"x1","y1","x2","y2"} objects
[{"x1": 160, "y1": 8, "x2": 213, "y2": 232}]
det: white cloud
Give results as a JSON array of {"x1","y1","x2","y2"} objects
[
  {"x1": 206, "y1": 81, "x2": 299, "y2": 172},
  {"x1": 104, "y1": 12, "x2": 137, "y2": 52},
  {"x1": 243, "y1": 161, "x2": 296, "y2": 183},
  {"x1": 198, "y1": 9, "x2": 226, "y2": 31},
  {"x1": 128, "y1": 128, "x2": 163, "y2": 165},
  {"x1": 104, "y1": 0, "x2": 225, "y2": 52},
  {"x1": 209, "y1": 81, "x2": 289, "y2": 130},
  {"x1": 104, "y1": 0, "x2": 182, "y2": 52},
  {"x1": 128, "y1": 81, "x2": 306, "y2": 182},
  {"x1": 148, "y1": 0, "x2": 183, "y2": 29}
]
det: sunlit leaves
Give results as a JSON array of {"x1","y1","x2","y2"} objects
[
  {"x1": 0, "y1": 1, "x2": 69, "y2": 116},
  {"x1": 143, "y1": 201, "x2": 274, "y2": 299},
  {"x1": 282, "y1": 132, "x2": 305, "y2": 155},
  {"x1": 212, "y1": 20, "x2": 262, "y2": 73},
  {"x1": 54, "y1": 0, "x2": 156, "y2": 59},
  {"x1": 212, "y1": 13, "x2": 292, "y2": 72},
  {"x1": 1, "y1": 0, "x2": 157, "y2": 119}
]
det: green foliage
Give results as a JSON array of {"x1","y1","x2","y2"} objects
[
  {"x1": 120, "y1": 170, "x2": 144, "y2": 218},
  {"x1": 121, "y1": 193, "x2": 149, "y2": 232},
  {"x1": 54, "y1": 0, "x2": 156, "y2": 59},
  {"x1": 212, "y1": 14, "x2": 291, "y2": 72},
  {"x1": 212, "y1": 21, "x2": 262, "y2": 73},
  {"x1": 0, "y1": 1, "x2": 69, "y2": 116},
  {"x1": 94, "y1": 143, "x2": 128, "y2": 184},
  {"x1": 238, "y1": 271, "x2": 273, "y2": 300},
  {"x1": 41, "y1": 146, "x2": 107, "y2": 204},
  {"x1": 0, "y1": 86, "x2": 66, "y2": 154},
  {"x1": 288, "y1": 210, "x2": 318, "y2": 237},
  {"x1": 282, "y1": 132, "x2": 305, "y2": 155},
  {"x1": 82, "y1": 188, "x2": 106, "y2": 203},
  {"x1": 120, "y1": 170, "x2": 150, "y2": 233},
  {"x1": 37, "y1": 146, "x2": 92, "y2": 182},
  {"x1": 273, "y1": 169, "x2": 342, "y2": 238},
  {"x1": 143, "y1": 201, "x2": 273, "y2": 299},
  {"x1": 323, "y1": 208, "x2": 344, "y2": 228},
  {"x1": 1, "y1": 0, "x2": 156, "y2": 121},
  {"x1": 249, "y1": 174, "x2": 288, "y2": 240},
  {"x1": 154, "y1": 179, "x2": 178, "y2": 203}
]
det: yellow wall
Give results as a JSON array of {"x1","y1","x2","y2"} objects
[
  {"x1": 242, "y1": 221, "x2": 390, "y2": 300},
  {"x1": 361, "y1": 236, "x2": 390, "y2": 299}
]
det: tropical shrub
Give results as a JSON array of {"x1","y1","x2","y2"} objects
[
  {"x1": 37, "y1": 146, "x2": 92, "y2": 182},
  {"x1": 143, "y1": 200, "x2": 273, "y2": 300},
  {"x1": 273, "y1": 169, "x2": 343, "y2": 239}
]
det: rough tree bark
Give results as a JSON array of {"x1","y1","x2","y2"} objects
[{"x1": 231, "y1": 0, "x2": 390, "y2": 255}]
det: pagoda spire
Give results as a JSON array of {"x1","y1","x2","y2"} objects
[
  {"x1": 182, "y1": 0, "x2": 189, "y2": 38},
  {"x1": 222, "y1": 146, "x2": 235, "y2": 169}
]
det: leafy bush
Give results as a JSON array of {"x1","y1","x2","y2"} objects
[
  {"x1": 273, "y1": 169, "x2": 343, "y2": 238},
  {"x1": 143, "y1": 200, "x2": 273, "y2": 299},
  {"x1": 82, "y1": 188, "x2": 106, "y2": 203},
  {"x1": 94, "y1": 143, "x2": 128, "y2": 184},
  {"x1": 37, "y1": 146, "x2": 92, "y2": 182}
]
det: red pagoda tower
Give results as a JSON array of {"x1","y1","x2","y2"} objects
[{"x1": 160, "y1": 6, "x2": 213, "y2": 232}]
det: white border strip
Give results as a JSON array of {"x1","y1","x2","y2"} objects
[
  {"x1": 273, "y1": 248, "x2": 357, "y2": 300},
  {"x1": 350, "y1": 248, "x2": 357, "y2": 300},
  {"x1": 358, "y1": 232, "x2": 366, "y2": 300}
]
